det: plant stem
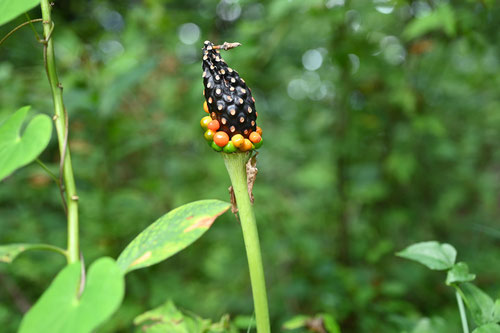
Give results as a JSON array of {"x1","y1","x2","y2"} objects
[
  {"x1": 25, "y1": 244, "x2": 68, "y2": 260},
  {"x1": 40, "y1": 0, "x2": 79, "y2": 264},
  {"x1": 456, "y1": 291, "x2": 469, "y2": 333},
  {"x1": 35, "y1": 159, "x2": 59, "y2": 184},
  {"x1": 222, "y1": 152, "x2": 270, "y2": 333}
]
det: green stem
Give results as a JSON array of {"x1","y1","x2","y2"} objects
[
  {"x1": 222, "y1": 152, "x2": 270, "y2": 333},
  {"x1": 24, "y1": 13, "x2": 41, "y2": 41},
  {"x1": 456, "y1": 291, "x2": 469, "y2": 333},
  {"x1": 40, "y1": 0, "x2": 79, "y2": 264},
  {"x1": 24, "y1": 244, "x2": 68, "y2": 260},
  {"x1": 35, "y1": 159, "x2": 59, "y2": 184}
]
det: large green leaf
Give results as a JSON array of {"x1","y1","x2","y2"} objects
[
  {"x1": 0, "y1": 0, "x2": 40, "y2": 27},
  {"x1": 473, "y1": 324, "x2": 500, "y2": 333},
  {"x1": 0, "y1": 106, "x2": 52, "y2": 181},
  {"x1": 19, "y1": 257, "x2": 124, "y2": 333},
  {"x1": 396, "y1": 241, "x2": 456, "y2": 270},
  {"x1": 458, "y1": 283, "x2": 500, "y2": 326},
  {"x1": 117, "y1": 200, "x2": 230, "y2": 273},
  {"x1": 446, "y1": 262, "x2": 476, "y2": 285},
  {"x1": 0, "y1": 243, "x2": 66, "y2": 263}
]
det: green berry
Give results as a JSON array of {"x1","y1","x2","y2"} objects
[
  {"x1": 223, "y1": 141, "x2": 237, "y2": 153},
  {"x1": 211, "y1": 140, "x2": 223, "y2": 151}
]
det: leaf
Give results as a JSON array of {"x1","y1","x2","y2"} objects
[
  {"x1": 19, "y1": 257, "x2": 124, "y2": 333},
  {"x1": 0, "y1": 106, "x2": 52, "y2": 181},
  {"x1": 282, "y1": 315, "x2": 309, "y2": 330},
  {"x1": 411, "y1": 317, "x2": 447, "y2": 333},
  {"x1": 458, "y1": 283, "x2": 499, "y2": 326},
  {"x1": 396, "y1": 241, "x2": 456, "y2": 270},
  {"x1": 494, "y1": 299, "x2": 500, "y2": 323},
  {"x1": 134, "y1": 300, "x2": 238, "y2": 333},
  {"x1": 0, "y1": 243, "x2": 65, "y2": 263},
  {"x1": 0, "y1": 0, "x2": 40, "y2": 27},
  {"x1": 117, "y1": 200, "x2": 230, "y2": 273},
  {"x1": 446, "y1": 262, "x2": 476, "y2": 285},
  {"x1": 473, "y1": 324, "x2": 500, "y2": 333},
  {"x1": 282, "y1": 314, "x2": 340, "y2": 333},
  {"x1": 402, "y1": 4, "x2": 456, "y2": 41},
  {"x1": 321, "y1": 313, "x2": 341, "y2": 333},
  {"x1": 134, "y1": 300, "x2": 208, "y2": 333}
]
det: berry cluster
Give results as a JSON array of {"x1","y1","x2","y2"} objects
[{"x1": 200, "y1": 40, "x2": 263, "y2": 153}]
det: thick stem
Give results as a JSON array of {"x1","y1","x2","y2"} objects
[
  {"x1": 40, "y1": 0, "x2": 79, "y2": 264},
  {"x1": 222, "y1": 152, "x2": 270, "y2": 333},
  {"x1": 456, "y1": 291, "x2": 469, "y2": 333}
]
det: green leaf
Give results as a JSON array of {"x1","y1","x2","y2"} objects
[
  {"x1": 0, "y1": 0, "x2": 40, "y2": 27},
  {"x1": 473, "y1": 323, "x2": 500, "y2": 333},
  {"x1": 446, "y1": 262, "x2": 476, "y2": 285},
  {"x1": 396, "y1": 241, "x2": 456, "y2": 270},
  {"x1": 134, "y1": 301, "x2": 238, "y2": 333},
  {"x1": 282, "y1": 315, "x2": 309, "y2": 330},
  {"x1": 321, "y1": 314, "x2": 341, "y2": 333},
  {"x1": 134, "y1": 300, "x2": 207, "y2": 333},
  {"x1": 458, "y1": 283, "x2": 499, "y2": 326},
  {"x1": 0, "y1": 106, "x2": 52, "y2": 181},
  {"x1": 117, "y1": 200, "x2": 230, "y2": 273},
  {"x1": 0, "y1": 243, "x2": 66, "y2": 263},
  {"x1": 134, "y1": 300, "x2": 238, "y2": 333},
  {"x1": 232, "y1": 315, "x2": 256, "y2": 330},
  {"x1": 282, "y1": 314, "x2": 340, "y2": 333},
  {"x1": 402, "y1": 4, "x2": 456, "y2": 40},
  {"x1": 494, "y1": 300, "x2": 500, "y2": 323},
  {"x1": 19, "y1": 257, "x2": 124, "y2": 333},
  {"x1": 411, "y1": 317, "x2": 447, "y2": 333}
]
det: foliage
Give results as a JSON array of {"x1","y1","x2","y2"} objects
[
  {"x1": 0, "y1": 106, "x2": 52, "y2": 181},
  {"x1": 19, "y1": 257, "x2": 124, "y2": 333},
  {"x1": 0, "y1": 0, "x2": 40, "y2": 27},
  {"x1": 399, "y1": 241, "x2": 500, "y2": 332},
  {"x1": 117, "y1": 200, "x2": 230, "y2": 273},
  {"x1": 134, "y1": 300, "x2": 239, "y2": 333}
]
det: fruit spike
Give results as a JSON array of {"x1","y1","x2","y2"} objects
[{"x1": 202, "y1": 40, "x2": 257, "y2": 139}]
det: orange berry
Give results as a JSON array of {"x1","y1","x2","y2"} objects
[
  {"x1": 208, "y1": 120, "x2": 220, "y2": 131},
  {"x1": 240, "y1": 139, "x2": 253, "y2": 152},
  {"x1": 231, "y1": 134, "x2": 244, "y2": 148},
  {"x1": 256, "y1": 126, "x2": 262, "y2": 136},
  {"x1": 203, "y1": 101, "x2": 209, "y2": 113},
  {"x1": 214, "y1": 131, "x2": 229, "y2": 147},
  {"x1": 249, "y1": 132, "x2": 261, "y2": 143}
]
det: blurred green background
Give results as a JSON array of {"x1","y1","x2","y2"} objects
[{"x1": 1, "y1": 0, "x2": 500, "y2": 332}]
